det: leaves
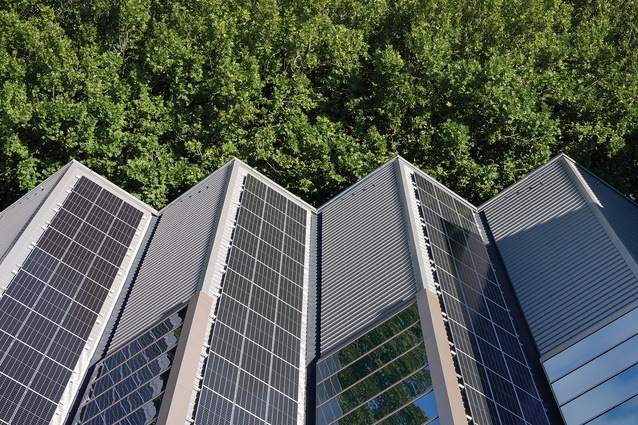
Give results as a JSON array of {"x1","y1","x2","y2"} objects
[{"x1": 1, "y1": 0, "x2": 636, "y2": 209}]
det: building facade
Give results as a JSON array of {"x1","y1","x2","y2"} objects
[{"x1": 0, "y1": 155, "x2": 636, "y2": 424}]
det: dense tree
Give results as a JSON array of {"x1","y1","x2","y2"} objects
[{"x1": 1, "y1": 0, "x2": 636, "y2": 209}]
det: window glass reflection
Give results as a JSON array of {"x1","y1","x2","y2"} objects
[
  {"x1": 376, "y1": 390, "x2": 438, "y2": 425},
  {"x1": 586, "y1": 394, "x2": 638, "y2": 425},
  {"x1": 333, "y1": 346, "x2": 428, "y2": 414},
  {"x1": 337, "y1": 367, "x2": 433, "y2": 424},
  {"x1": 335, "y1": 304, "x2": 420, "y2": 367},
  {"x1": 553, "y1": 332, "x2": 638, "y2": 404},
  {"x1": 317, "y1": 324, "x2": 425, "y2": 403},
  {"x1": 562, "y1": 362, "x2": 638, "y2": 425},
  {"x1": 544, "y1": 307, "x2": 638, "y2": 381}
]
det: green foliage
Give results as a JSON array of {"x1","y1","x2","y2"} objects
[{"x1": 1, "y1": 0, "x2": 636, "y2": 208}]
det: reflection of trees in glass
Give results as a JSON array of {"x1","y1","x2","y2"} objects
[
  {"x1": 336, "y1": 325, "x2": 424, "y2": 389},
  {"x1": 377, "y1": 399, "x2": 432, "y2": 425},
  {"x1": 337, "y1": 304, "x2": 420, "y2": 366},
  {"x1": 339, "y1": 368, "x2": 433, "y2": 424},
  {"x1": 337, "y1": 345, "x2": 427, "y2": 412}
]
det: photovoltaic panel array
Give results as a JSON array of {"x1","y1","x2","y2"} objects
[
  {"x1": 195, "y1": 174, "x2": 307, "y2": 425},
  {"x1": 411, "y1": 173, "x2": 550, "y2": 425},
  {"x1": 0, "y1": 177, "x2": 143, "y2": 425},
  {"x1": 75, "y1": 307, "x2": 186, "y2": 425}
]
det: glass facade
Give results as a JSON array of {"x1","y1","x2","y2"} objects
[
  {"x1": 543, "y1": 306, "x2": 638, "y2": 424},
  {"x1": 194, "y1": 174, "x2": 308, "y2": 425},
  {"x1": 412, "y1": 173, "x2": 549, "y2": 425},
  {"x1": 316, "y1": 303, "x2": 438, "y2": 425},
  {"x1": 75, "y1": 307, "x2": 186, "y2": 424}
]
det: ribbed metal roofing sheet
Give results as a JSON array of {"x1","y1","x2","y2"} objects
[
  {"x1": 109, "y1": 162, "x2": 232, "y2": 350},
  {"x1": 480, "y1": 156, "x2": 638, "y2": 356},
  {"x1": 318, "y1": 159, "x2": 417, "y2": 355}
]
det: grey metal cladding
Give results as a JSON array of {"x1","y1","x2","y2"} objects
[
  {"x1": 0, "y1": 162, "x2": 71, "y2": 263},
  {"x1": 480, "y1": 158, "x2": 638, "y2": 355},
  {"x1": 109, "y1": 162, "x2": 232, "y2": 350},
  {"x1": 576, "y1": 163, "x2": 638, "y2": 266},
  {"x1": 318, "y1": 159, "x2": 417, "y2": 355}
]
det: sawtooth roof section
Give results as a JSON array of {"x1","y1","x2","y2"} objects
[
  {"x1": 108, "y1": 160, "x2": 233, "y2": 351},
  {"x1": 318, "y1": 158, "x2": 418, "y2": 355},
  {"x1": 0, "y1": 162, "x2": 72, "y2": 262},
  {"x1": 479, "y1": 155, "x2": 638, "y2": 357}
]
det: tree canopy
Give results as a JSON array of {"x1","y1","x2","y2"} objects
[{"x1": 1, "y1": 0, "x2": 637, "y2": 209}]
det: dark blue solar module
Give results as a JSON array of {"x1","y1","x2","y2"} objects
[
  {"x1": 195, "y1": 174, "x2": 307, "y2": 425},
  {"x1": 76, "y1": 308, "x2": 185, "y2": 425},
  {"x1": 412, "y1": 173, "x2": 549, "y2": 425},
  {"x1": 0, "y1": 176, "x2": 144, "y2": 424}
]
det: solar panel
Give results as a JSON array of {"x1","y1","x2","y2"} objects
[
  {"x1": 412, "y1": 173, "x2": 548, "y2": 425},
  {"x1": 195, "y1": 174, "x2": 308, "y2": 424},
  {"x1": 76, "y1": 308, "x2": 185, "y2": 424},
  {"x1": 0, "y1": 176, "x2": 145, "y2": 424}
]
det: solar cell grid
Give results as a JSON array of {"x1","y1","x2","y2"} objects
[
  {"x1": 236, "y1": 373, "x2": 268, "y2": 417},
  {"x1": 412, "y1": 174, "x2": 548, "y2": 425},
  {"x1": 237, "y1": 209, "x2": 262, "y2": 236},
  {"x1": 49, "y1": 329, "x2": 84, "y2": 368},
  {"x1": 286, "y1": 201, "x2": 306, "y2": 224},
  {"x1": 242, "y1": 191, "x2": 266, "y2": 216},
  {"x1": 74, "y1": 177, "x2": 102, "y2": 202},
  {"x1": 63, "y1": 241, "x2": 94, "y2": 274},
  {"x1": 116, "y1": 202, "x2": 144, "y2": 227},
  {"x1": 97, "y1": 236, "x2": 128, "y2": 265},
  {"x1": 205, "y1": 355, "x2": 239, "y2": 399},
  {"x1": 62, "y1": 192, "x2": 94, "y2": 220},
  {"x1": 233, "y1": 227, "x2": 259, "y2": 257},
  {"x1": 0, "y1": 297, "x2": 30, "y2": 336},
  {"x1": 253, "y1": 262, "x2": 279, "y2": 295},
  {"x1": 38, "y1": 228, "x2": 71, "y2": 259},
  {"x1": 95, "y1": 190, "x2": 122, "y2": 215},
  {"x1": 86, "y1": 257, "x2": 119, "y2": 288},
  {"x1": 13, "y1": 393, "x2": 55, "y2": 425},
  {"x1": 263, "y1": 203, "x2": 285, "y2": 229},
  {"x1": 266, "y1": 188, "x2": 287, "y2": 213},
  {"x1": 35, "y1": 286, "x2": 71, "y2": 323},
  {"x1": 284, "y1": 216, "x2": 305, "y2": 243},
  {"x1": 261, "y1": 221, "x2": 284, "y2": 250},
  {"x1": 278, "y1": 278, "x2": 303, "y2": 311},
  {"x1": 21, "y1": 248, "x2": 57, "y2": 283},
  {"x1": 249, "y1": 286, "x2": 277, "y2": 322},
  {"x1": 18, "y1": 313, "x2": 55, "y2": 353},
  {"x1": 245, "y1": 174, "x2": 267, "y2": 199},
  {"x1": 107, "y1": 219, "x2": 137, "y2": 246},
  {"x1": 63, "y1": 303, "x2": 96, "y2": 339},
  {"x1": 2, "y1": 340, "x2": 40, "y2": 383},
  {"x1": 6, "y1": 274, "x2": 45, "y2": 307},
  {"x1": 241, "y1": 340, "x2": 271, "y2": 382},
  {"x1": 257, "y1": 242, "x2": 282, "y2": 270},
  {"x1": 196, "y1": 174, "x2": 307, "y2": 424},
  {"x1": 283, "y1": 236, "x2": 304, "y2": 264},
  {"x1": 34, "y1": 357, "x2": 72, "y2": 399},
  {"x1": 246, "y1": 311, "x2": 274, "y2": 349},
  {"x1": 85, "y1": 205, "x2": 114, "y2": 234},
  {"x1": 74, "y1": 282, "x2": 108, "y2": 312}
]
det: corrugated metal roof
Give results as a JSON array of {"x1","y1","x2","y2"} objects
[
  {"x1": 109, "y1": 161, "x2": 232, "y2": 350},
  {"x1": 480, "y1": 156, "x2": 638, "y2": 356},
  {"x1": 0, "y1": 162, "x2": 72, "y2": 262},
  {"x1": 318, "y1": 158, "x2": 418, "y2": 355}
]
